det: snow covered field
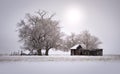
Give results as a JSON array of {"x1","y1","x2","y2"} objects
[
  {"x1": 0, "y1": 55, "x2": 120, "y2": 62},
  {"x1": 0, "y1": 56, "x2": 120, "y2": 74}
]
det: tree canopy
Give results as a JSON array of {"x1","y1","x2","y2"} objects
[
  {"x1": 62, "y1": 31, "x2": 102, "y2": 51},
  {"x1": 17, "y1": 10, "x2": 62, "y2": 55}
]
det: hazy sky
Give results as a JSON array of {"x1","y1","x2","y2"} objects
[{"x1": 0, "y1": 0, "x2": 120, "y2": 54}]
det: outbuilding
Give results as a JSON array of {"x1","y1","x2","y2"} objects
[{"x1": 70, "y1": 44, "x2": 103, "y2": 56}]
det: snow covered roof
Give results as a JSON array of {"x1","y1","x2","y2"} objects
[
  {"x1": 70, "y1": 44, "x2": 86, "y2": 49},
  {"x1": 70, "y1": 44, "x2": 82, "y2": 49}
]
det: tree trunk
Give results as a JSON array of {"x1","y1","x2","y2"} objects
[
  {"x1": 37, "y1": 49, "x2": 42, "y2": 56},
  {"x1": 45, "y1": 49, "x2": 49, "y2": 56}
]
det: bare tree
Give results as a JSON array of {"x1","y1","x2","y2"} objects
[
  {"x1": 61, "y1": 33, "x2": 79, "y2": 51},
  {"x1": 78, "y1": 30, "x2": 102, "y2": 49},
  {"x1": 17, "y1": 10, "x2": 61, "y2": 55}
]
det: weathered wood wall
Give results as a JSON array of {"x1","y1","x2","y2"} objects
[{"x1": 71, "y1": 49, "x2": 103, "y2": 56}]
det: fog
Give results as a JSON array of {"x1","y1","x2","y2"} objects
[{"x1": 0, "y1": 0, "x2": 120, "y2": 54}]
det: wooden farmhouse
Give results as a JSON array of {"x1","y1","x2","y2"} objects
[{"x1": 70, "y1": 44, "x2": 103, "y2": 56}]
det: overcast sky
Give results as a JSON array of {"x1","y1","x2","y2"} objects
[{"x1": 0, "y1": 0, "x2": 120, "y2": 54}]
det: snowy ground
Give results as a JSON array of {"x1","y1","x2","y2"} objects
[
  {"x1": 0, "y1": 55, "x2": 120, "y2": 62},
  {"x1": 0, "y1": 59, "x2": 120, "y2": 74},
  {"x1": 0, "y1": 55, "x2": 120, "y2": 74}
]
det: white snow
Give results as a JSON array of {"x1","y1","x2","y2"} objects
[
  {"x1": 49, "y1": 49, "x2": 70, "y2": 56},
  {"x1": 0, "y1": 55, "x2": 120, "y2": 74},
  {"x1": 22, "y1": 50, "x2": 30, "y2": 54},
  {"x1": 70, "y1": 44, "x2": 86, "y2": 49},
  {"x1": 0, "y1": 60, "x2": 120, "y2": 74},
  {"x1": 70, "y1": 44, "x2": 81, "y2": 49}
]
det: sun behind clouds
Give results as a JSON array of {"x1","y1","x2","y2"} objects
[{"x1": 63, "y1": 5, "x2": 86, "y2": 25}]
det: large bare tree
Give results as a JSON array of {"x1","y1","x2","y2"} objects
[
  {"x1": 78, "y1": 30, "x2": 102, "y2": 49},
  {"x1": 17, "y1": 10, "x2": 61, "y2": 55}
]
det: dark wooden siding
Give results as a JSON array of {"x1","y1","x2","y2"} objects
[{"x1": 71, "y1": 49, "x2": 103, "y2": 56}]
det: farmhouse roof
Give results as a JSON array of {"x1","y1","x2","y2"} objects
[
  {"x1": 70, "y1": 44, "x2": 80, "y2": 49},
  {"x1": 70, "y1": 44, "x2": 86, "y2": 49}
]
